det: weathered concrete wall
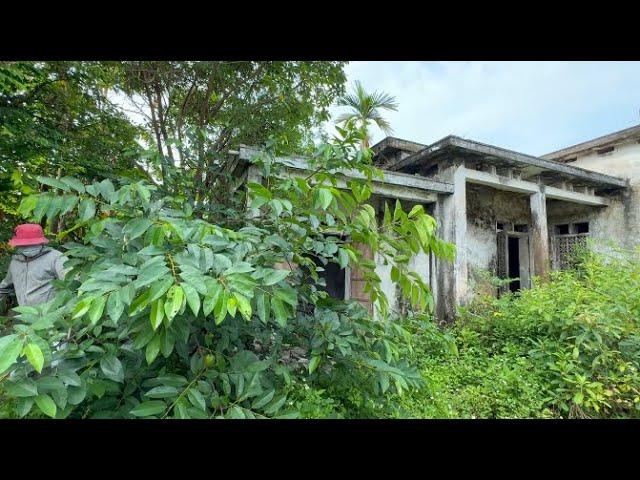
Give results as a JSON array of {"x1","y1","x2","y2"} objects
[
  {"x1": 546, "y1": 193, "x2": 627, "y2": 251},
  {"x1": 371, "y1": 196, "x2": 435, "y2": 318},
  {"x1": 375, "y1": 250, "x2": 396, "y2": 316},
  {"x1": 464, "y1": 184, "x2": 532, "y2": 301},
  {"x1": 565, "y1": 142, "x2": 640, "y2": 249}
]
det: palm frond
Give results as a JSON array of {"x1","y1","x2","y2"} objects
[
  {"x1": 334, "y1": 112, "x2": 358, "y2": 125},
  {"x1": 369, "y1": 90, "x2": 399, "y2": 112},
  {"x1": 334, "y1": 80, "x2": 398, "y2": 143},
  {"x1": 371, "y1": 114, "x2": 394, "y2": 135}
]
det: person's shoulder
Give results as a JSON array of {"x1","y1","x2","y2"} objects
[{"x1": 46, "y1": 249, "x2": 66, "y2": 259}]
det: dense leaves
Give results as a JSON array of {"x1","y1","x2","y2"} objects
[
  {"x1": 387, "y1": 249, "x2": 640, "y2": 419},
  {"x1": 0, "y1": 125, "x2": 452, "y2": 419}
]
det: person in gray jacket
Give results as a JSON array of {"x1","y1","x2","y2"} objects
[{"x1": 0, "y1": 224, "x2": 70, "y2": 309}]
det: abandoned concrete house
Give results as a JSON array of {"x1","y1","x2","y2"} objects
[{"x1": 237, "y1": 124, "x2": 640, "y2": 321}]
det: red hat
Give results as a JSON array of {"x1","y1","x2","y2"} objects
[{"x1": 8, "y1": 224, "x2": 49, "y2": 247}]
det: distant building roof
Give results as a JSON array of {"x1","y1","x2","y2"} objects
[
  {"x1": 371, "y1": 136, "x2": 426, "y2": 157},
  {"x1": 386, "y1": 135, "x2": 628, "y2": 190},
  {"x1": 542, "y1": 124, "x2": 640, "y2": 162}
]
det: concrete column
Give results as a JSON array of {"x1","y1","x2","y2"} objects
[
  {"x1": 246, "y1": 165, "x2": 263, "y2": 218},
  {"x1": 530, "y1": 186, "x2": 550, "y2": 280},
  {"x1": 435, "y1": 164, "x2": 467, "y2": 322}
]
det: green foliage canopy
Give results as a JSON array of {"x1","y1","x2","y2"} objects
[{"x1": 0, "y1": 126, "x2": 453, "y2": 419}]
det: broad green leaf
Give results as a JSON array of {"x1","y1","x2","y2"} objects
[
  {"x1": 60, "y1": 195, "x2": 79, "y2": 215},
  {"x1": 123, "y1": 217, "x2": 153, "y2": 241},
  {"x1": 36, "y1": 175, "x2": 69, "y2": 191},
  {"x1": 150, "y1": 298, "x2": 165, "y2": 331},
  {"x1": 0, "y1": 335, "x2": 24, "y2": 374},
  {"x1": 255, "y1": 291, "x2": 269, "y2": 324},
  {"x1": 252, "y1": 389, "x2": 275, "y2": 410},
  {"x1": 187, "y1": 389, "x2": 206, "y2": 411},
  {"x1": 309, "y1": 356, "x2": 321, "y2": 374},
  {"x1": 248, "y1": 182, "x2": 272, "y2": 200},
  {"x1": 226, "y1": 296, "x2": 238, "y2": 318},
  {"x1": 18, "y1": 195, "x2": 38, "y2": 217},
  {"x1": 100, "y1": 355, "x2": 124, "y2": 383},
  {"x1": 234, "y1": 293, "x2": 252, "y2": 321},
  {"x1": 106, "y1": 292, "x2": 124, "y2": 323},
  {"x1": 163, "y1": 285, "x2": 184, "y2": 324},
  {"x1": 34, "y1": 393, "x2": 57, "y2": 418},
  {"x1": 214, "y1": 290, "x2": 228, "y2": 325},
  {"x1": 128, "y1": 289, "x2": 151, "y2": 316},
  {"x1": 16, "y1": 398, "x2": 34, "y2": 418},
  {"x1": 78, "y1": 198, "x2": 96, "y2": 222},
  {"x1": 161, "y1": 330, "x2": 175, "y2": 357},
  {"x1": 24, "y1": 343, "x2": 44, "y2": 373},
  {"x1": 148, "y1": 277, "x2": 174, "y2": 303},
  {"x1": 271, "y1": 297, "x2": 288, "y2": 328},
  {"x1": 338, "y1": 248, "x2": 350, "y2": 269},
  {"x1": 4, "y1": 379, "x2": 38, "y2": 398},
  {"x1": 202, "y1": 281, "x2": 222, "y2": 317},
  {"x1": 87, "y1": 295, "x2": 107, "y2": 325},
  {"x1": 58, "y1": 369, "x2": 82, "y2": 387},
  {"x1": 60, "y1": 176, "x2": 85, "y2": 193},
  {"x1": 316, "y1": 188, "x2": 333, "y2": 210},
  {"x1": 130, "y1": 400, "x2": 166, "y2": 417},
  {"x1": 262, "y1": 269, "x2": 290, "y2": 286},
  {"x1": 146, "y1": 335, "x2": 161, "y2": 365},
  {"x1": 181, "y1": 282, "x2": 200, "y2": 317},
  {"x1": 144, "y1": 386, "x2": 179, "y2": 399},
  {"x1": 72, "y1": 297, "x2": 93, "y2": 319}
]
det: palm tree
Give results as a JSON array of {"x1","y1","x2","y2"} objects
[{"x1": 335, "y1": 80, "x2": 399, "y2": 149}]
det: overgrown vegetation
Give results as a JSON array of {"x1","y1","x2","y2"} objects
[
  {"x1": 2, "y1": 61, "x2": 639, "y2": 420},
  {"x1": 287, "y1": 249, "x2": 640, "y2": 419},
  {"x1": 0, "y1": 123, "x2": 456, "y2": 418}
]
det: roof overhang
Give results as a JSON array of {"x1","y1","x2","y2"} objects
[
  {"x1": 371, "y1": 136, "x2": 426, "y2": 158},
  {"x1": 236, "y1": 145, "x2": 453, "y2": 204},
  {"x1": 543, "y1": 124, "x2": 640, "y2": 162},
  {"x1": 389, "y1": 135, "x2": 628, "y2": 191}
]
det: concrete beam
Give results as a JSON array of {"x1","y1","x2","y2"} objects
[
  {"x1": 464, "y1": 167, "x2": 609, "y2": 206},
  {"x1": 464, "y1": 167, "x2": 539, "y2": 194},
  {"x1": 280, "y1": 166, "x2": 439, "y2": 204},
  {"x1": 238, "y1": 146, "x2": 453, "y2": 204},
  {"x1": 277, "y1": 156, "x2": 453, "y2": 195},
  {"x1": 544, "y1": 185, "x2": 609, "y2": 206}
]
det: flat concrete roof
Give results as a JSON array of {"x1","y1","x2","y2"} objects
[
  {"x1": 388, "y1": 135, "x2": 628, "y2": 190},
  {"x1": 543, "y1": 124, "x2": 640, "y2": 162},
  {"x1": 371, "y1": 136, "x2": 426, "y2": 157}
]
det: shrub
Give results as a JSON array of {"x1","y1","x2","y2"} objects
[
  {"x1": 0, "y1": 125, "x2": 453, "y2": 419},
  {"x1": 457, "y1": 249, "x2": 640, "y2": 418}
]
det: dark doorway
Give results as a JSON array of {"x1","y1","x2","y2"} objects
[
  {"x1": 315, "y1": 259, "x2": 346, "y2": 300},
  {"x1": 508, "y1": 236, "x2": 521, "y2": 292}
]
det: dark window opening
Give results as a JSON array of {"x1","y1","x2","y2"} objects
[
  {"x1": 514, "y1": 224, "x2": 528, "y2": 233},
  {"x1": 314, "y1": 257, "x2": 346, "y2": 300},
  {"x1": 421, "y1": 164, "x2": 439, "y2": 177},
  {"x1": 597, "y1": 146, "x2": 614, "y2": 155},
  {"x1": 508, "y1": 236, "x2": 521, "y2": 292},
  {"x1": 555, "y1": 224, "x2": 570, "y2": 235},
  {"x1": 496, "y1": 222, "x2": 505, "y2": 231},
  {"x1": 575, "y1": 222, "x2": 589, "y2": 234}
]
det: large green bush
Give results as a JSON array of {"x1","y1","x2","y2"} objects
[{"x1": 0, "y1": 126, "x2": 454, "y2": 419}]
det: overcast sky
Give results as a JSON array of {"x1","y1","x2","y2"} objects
[{"x1": 327, "y1": 61, "x2": 640, "y2": 156}]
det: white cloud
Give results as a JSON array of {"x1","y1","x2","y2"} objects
[{"x1": 327, "y1": 61, "x2": 640, "y2": 156}]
